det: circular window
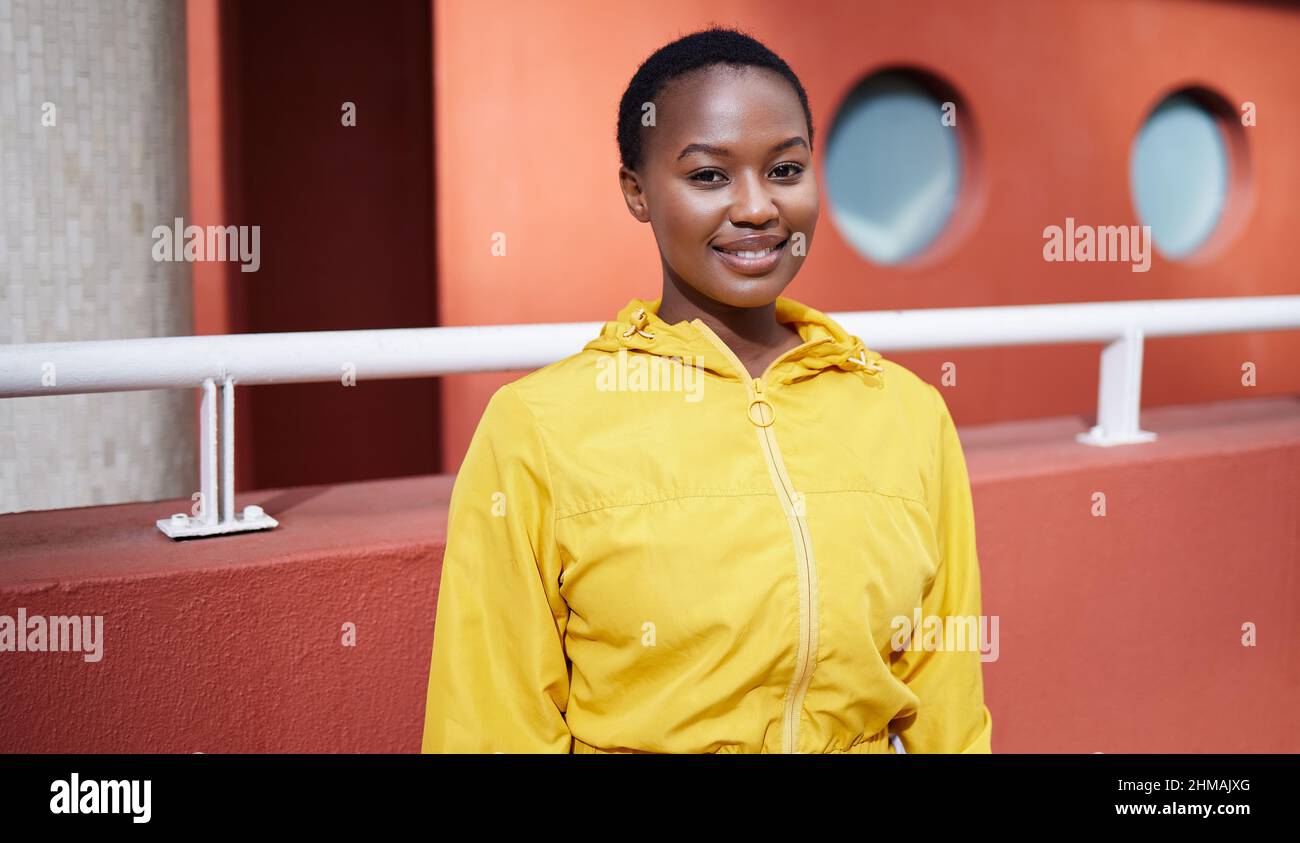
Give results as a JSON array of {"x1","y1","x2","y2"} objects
[
  {"x1": 825, "y1": 70, "x2": 965, "y2": 265},
  {"x1": 1130, "y1": 90, "x2": 1237, "y2": 260}
]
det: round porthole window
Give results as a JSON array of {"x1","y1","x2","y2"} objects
[
  {"x1": 825, "y1": 69, "x2": 969, "y2": 265},
  {"x1": 1130, "y1": 89, "x2": 1245, "y2": 260}
]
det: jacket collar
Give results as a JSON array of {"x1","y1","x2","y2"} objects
[{"x1": 583, "y1": 295, "x2": 884, "y2": 388}]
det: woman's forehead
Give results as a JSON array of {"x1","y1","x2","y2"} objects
[{"x1": 647, "y1": 66, "x2": 807, "y2": 160}]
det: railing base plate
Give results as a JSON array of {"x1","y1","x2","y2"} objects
[
  {"x1": 155, "y1": 512, "x2": 279, "y2": 540},
  {"x1": 1075, "y1": 426, "x2": 1158, "y2": 447}
]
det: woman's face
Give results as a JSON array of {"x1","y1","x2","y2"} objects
[{"x1": 621, "y1": 65, "x2": 819, "y2": 308}]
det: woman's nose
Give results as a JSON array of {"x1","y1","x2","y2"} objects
[{"x1": 728, "y1": 170, "x2": 779, "y2": 226}]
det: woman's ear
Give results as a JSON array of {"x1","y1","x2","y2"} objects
[{"x1": 618, "y1": 166, "x2": 651, "y2": 223}]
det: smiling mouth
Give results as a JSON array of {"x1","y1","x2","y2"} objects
[
  {"x1": 712, "y1": 239, "x2": 787, "y2": 259},
  {"x1": 711, "y1": 238, "x2": 789, "y2": 275}
]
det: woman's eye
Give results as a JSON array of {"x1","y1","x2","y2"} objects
[
  {"x1": 689, "y1": 169, "x2": 726, "y2": 184},
  {"x1": 770, "y1": 162, "x2": 804, "y2": 179}
]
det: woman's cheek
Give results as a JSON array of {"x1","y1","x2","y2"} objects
[{"x1": 791, "y1": 193, "x2": 819, "y2": 255}]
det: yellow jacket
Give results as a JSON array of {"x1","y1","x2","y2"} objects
[{"x1": 422, "y1": 296, "x2": 993, "y2": 754}]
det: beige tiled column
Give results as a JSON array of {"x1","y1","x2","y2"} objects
[{"x1": 1, "y1": 0, "x2": 196, "y2": 514}]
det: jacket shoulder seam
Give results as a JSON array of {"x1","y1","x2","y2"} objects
[
  {"x1": 556, "y1": 488, "x2": 777, "y2": 521},
  {"x1": 555, "y1": 485, "x2": 926, "y2": 520}
]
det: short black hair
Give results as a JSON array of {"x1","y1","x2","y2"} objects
[{"x1": 616, "y1": 26, "x2": 815, "y2": 173}]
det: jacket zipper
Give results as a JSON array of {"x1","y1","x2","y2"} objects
[{"x1": 692, "y1": 322, "x2": 829, "y2": 754}]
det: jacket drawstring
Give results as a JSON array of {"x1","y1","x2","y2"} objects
[
  {"x1": 843, "y1": 342, "x2": 885, "y2": 389},
  {"x1": 621, "y1": 307, "x2": 655, "y2": 340}
]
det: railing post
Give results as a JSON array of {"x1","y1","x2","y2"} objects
[
  {"x1": 1076, "y1": 326, "x2": 1157, "y2": 447},
  {"x1": 155, "y1": 377, "x2": 278, "y2": 539},
  {"x1": 200, "y1": 377, "x2": 218, "y2": 526},
  {"x1": 222, "y1": 375, "x2": 235, "y2": 524}
]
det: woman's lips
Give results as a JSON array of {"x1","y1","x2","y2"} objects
[{"x1": 711, "y1": 239, "x2": 787, "y2": 276}]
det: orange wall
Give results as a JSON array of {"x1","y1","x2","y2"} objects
[{"x1": 433, "y1": 0, "x2": 1300, "y2": 468}]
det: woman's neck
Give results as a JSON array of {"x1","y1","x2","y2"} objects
[{"x1": 655, "y1": 272, "x2": 804, "y2": 380}]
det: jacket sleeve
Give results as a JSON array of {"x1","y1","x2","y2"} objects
[
  {"x1": 890, "y1": 384, "x2": 993, "y2": 753},
  {"x1": 421, "y1": 384, "x2": 573, "y2": 753}
]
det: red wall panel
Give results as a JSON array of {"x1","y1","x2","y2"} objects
[{"x1": 433, "y1": 0, "x2": 1300, "y2": 469}]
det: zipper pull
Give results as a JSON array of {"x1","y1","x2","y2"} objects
[{"x1": 748, "y1": 378, "x2": 775, "y2": 427}]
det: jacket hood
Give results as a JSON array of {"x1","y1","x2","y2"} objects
[{"x1": 582, "y1": 295, "x2": 885, "y2": 387}]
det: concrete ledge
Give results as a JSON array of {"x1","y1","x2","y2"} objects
[
  {"x1": 0, "y1": 476, "x2": 451, "y2": 753},
  {"x1": 1, "y1": 398, "x2": 1297, "y2": 752}
]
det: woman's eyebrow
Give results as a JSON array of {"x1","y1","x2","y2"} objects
[{"x1": 677, "y1": 136, "x2": 808, "y2": 161}]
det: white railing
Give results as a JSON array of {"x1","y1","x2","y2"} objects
[{"x1": 3, "y1": 295, "x2": 1299, "y2": 538}]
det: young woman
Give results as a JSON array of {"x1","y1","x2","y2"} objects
[{"x1": 422, "y1": 26, "x2": 992, "y2": 754}]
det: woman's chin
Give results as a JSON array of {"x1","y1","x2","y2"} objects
[{"x1": 698, "y1": 275, "x2": 793, "y2": 309}]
